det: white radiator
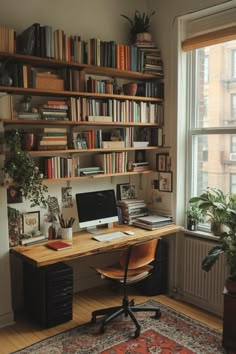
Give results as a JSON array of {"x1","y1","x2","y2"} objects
[{"x1": 182, "y1": 235, "x2": 228, "y2": 316}]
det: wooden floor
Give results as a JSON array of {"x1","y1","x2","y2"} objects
[{"x1": 0, "y1": 286, "x2": 222, "y2": 354}]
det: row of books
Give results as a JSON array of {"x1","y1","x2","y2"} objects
[
  {"x1": 1, "y1": 22, "x2": 163, "y2": 74},
  {"x1": 95, "y1": 151, "x2": 128, "y2": 174},
  {"x1": 116, "y1": 199, "x2": 149, "y2": 225},
  {"x1": 42, "y1": 155, "x2": 80, "y2": 179},
  {"x1": 70, "y1": 97, "x2": 164, "y2": 124}
]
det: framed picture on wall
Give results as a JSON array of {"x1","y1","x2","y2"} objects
[
  {"x1": 159, "y1": 172, "x2": 173, "y2": 192},
  {"x1": 156, "y1": 154, "x2": 167, "y2": 171},
  {"x1": 22, "y1": 211, "x2": 40, "y2": 234}
]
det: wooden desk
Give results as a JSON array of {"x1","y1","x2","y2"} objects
[{"x1": 11, "y1": 224, "x2": 182, "y2": 268}]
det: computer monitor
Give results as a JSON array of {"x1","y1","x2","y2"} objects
[{"x1": 75, "y1": 189, "x2": 118, "y2": 234}]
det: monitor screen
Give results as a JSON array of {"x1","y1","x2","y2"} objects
[{"x1": 75, "y1": 189, "x2": 118, "y2": 233}]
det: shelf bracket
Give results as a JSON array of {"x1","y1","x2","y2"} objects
[{"x1": 139, "y1": 174, "x2": 143, "y2": 190}]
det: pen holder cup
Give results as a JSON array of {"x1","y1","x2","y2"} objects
[{"x1": 61, "y1": 227, "x2": 73, "y2": 241}]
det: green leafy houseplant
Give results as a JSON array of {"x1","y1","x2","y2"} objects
[
  {"x1": 2, "y1": 129, "x2": 48, "y2": 208},
  {"x1": 120, "y1": 10, "x2": 156, "y2": 41},
  {"x1": 186, "y1": 202, "x2": 204, "y2": 231},
  {"x1": 190, "y1": 187, "x2": 236, "y2": 283}
]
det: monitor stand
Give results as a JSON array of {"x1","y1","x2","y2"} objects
[
  {"x1": 86, "y1": 227, "x2": 104, "y2": 235},
  {"x1": 86, "y1": 223, "x2": 113, "y2": 235}
]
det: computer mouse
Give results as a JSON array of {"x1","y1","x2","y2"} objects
[{"x1": 124, "y1": 231, "x2": 135, "y2": 235}]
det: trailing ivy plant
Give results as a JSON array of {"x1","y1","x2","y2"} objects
[{"x1": 3, "y1": 129, "x2": 48, "y2": 208}]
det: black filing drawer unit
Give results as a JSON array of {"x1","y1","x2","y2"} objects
[{"x1": 23, "y1": 262, "x2": 73, "y2": 327}]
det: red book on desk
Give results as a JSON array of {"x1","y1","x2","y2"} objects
[{"x1": 46, "y1": 240, "x2": 72, "y2": 251}]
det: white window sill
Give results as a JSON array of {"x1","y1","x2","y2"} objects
[{"x1": 183, "y1": 228, "x2": 220, "y2": 241}]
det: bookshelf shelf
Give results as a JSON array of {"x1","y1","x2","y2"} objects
[
  {"x1": 0, "y1": 51, "x2": 164, "y2": 80},
  {"x1": 1, "y1": 119, "x2": 161, "y2": 127},
  {"x1": 2, "y1": 169, "x2": 155, "y2": 186},
  {"x1": 0, "y1": 86, "x2": 163, "y2": 102}
]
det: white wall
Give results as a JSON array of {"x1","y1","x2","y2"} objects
[{"x1": 0, "y1": 0, "x2": 148, "y2": 327}]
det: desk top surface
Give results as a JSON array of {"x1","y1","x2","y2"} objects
[{"x1": 10, "y1": 224, "x2": 182, "y2": 267}]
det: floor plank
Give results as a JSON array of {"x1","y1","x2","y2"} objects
[{"x1": 0, "y1": 285, "x2": 222, "y2": 354}]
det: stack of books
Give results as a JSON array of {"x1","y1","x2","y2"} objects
[
  {"x1": 19, "y1": 234, "x2": 46, "y2": 245},
  {"x1": 133, "y1": 215, "x2": 173, "y2": 230},
  {"x1": 38, "y1": 127, "x2": 68, "y2": 150},
  {"x1": 117, "y1": 199, "x2": 148, "y2": 225},
  {"x1": 39, "y1": 100, "x2": 69, "y2": 121},
  {"x1": 131, "y1": 162, "x2": 150, "y2": 172}
]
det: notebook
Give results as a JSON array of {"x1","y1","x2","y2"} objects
[{"x1": 46, "y1": 240, "x2": 72, "y2": 251}]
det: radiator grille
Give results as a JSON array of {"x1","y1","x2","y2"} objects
[{"x1": 183, "y1": 236, "x2": 228, "y2": 313}]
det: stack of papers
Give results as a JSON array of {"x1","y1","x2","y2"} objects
[{"x1": 133, "y1": 215, "x2": 173, "y2": 230}]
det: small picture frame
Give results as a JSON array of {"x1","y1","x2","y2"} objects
[
  {"x1": 159, "y1": 172, "x2": 173, "y2": 192},
  {"x1": 117, "y1": 183, "x2": 136, "y2": 200},
  {"x1": 7, "y1": 186, "x2": 23, "y2": 204},
  {"x1": 22, "y1": 211, "x2": 40, "y2": 234},
  {"x1": 156, "y1": 154, "x2": 167, "y2": 171}
]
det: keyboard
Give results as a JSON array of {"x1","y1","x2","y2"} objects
[{"x1": 92, "y1": 231, "x2": 126, "y2": 242}]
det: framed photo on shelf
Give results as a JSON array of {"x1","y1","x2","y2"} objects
[
  {"x1": 7, "y1": 186, "x2": 23, "y2": 204},
  {"x1": 159, "y1": 172, "x2": 173, "y2": 192},
  {"x1": 22, "y1": 211, "x2": 40, "y2": 234},
  {"x1": 116, "y1": 183, "x2": 137, "y2": 200}
]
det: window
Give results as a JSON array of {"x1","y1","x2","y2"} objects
[
  {"x1": 232, "y1": 49, "x2": 236, "y2": 79},
  {"x1": 185, "y1": 38, "x2": 236, "y2": 229},
  {"x1": 204, "y1": 55, "x2": 209, "y2": 84},
  {"x1": 230, "y1": 174, "x2": 236, "y2": 193},
  {"x1": 231, "y1": 94, "x2": 236, "y2": 120}
]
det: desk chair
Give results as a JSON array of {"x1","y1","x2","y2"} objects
[{"x1": 91, "y1": 239, "x2": 161, "y2": 338}]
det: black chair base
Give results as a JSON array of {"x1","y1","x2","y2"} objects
[{"x1": 91, "y1": 297, "x2": 161, "y2": 338}]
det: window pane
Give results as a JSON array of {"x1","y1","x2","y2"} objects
[
  {"x1": 194, "y1": 40, "x2": 236, "y2": 128},
  {"x1": 232, "y1": 49, "x2": 236, "y2": 79},
  {"x1": 192, "y1": 134, "x2": 236, "y2": 197}
]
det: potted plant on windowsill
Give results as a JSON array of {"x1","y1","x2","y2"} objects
[
  {"x1": 186, "y1": 202, "x2": 204, "y2": 231},
  {"x1": 120, "y1": 10, "x2": 156, "y2": 43},
  {"x1": 2, "y1": 129, "x2": 48, "y2": 208},
  {"x1": 190, "y1": 187, "x2": 236, "y2": 289},
  {"x1": 190, "y1": 187, "x2": 228, "y2": 236}
]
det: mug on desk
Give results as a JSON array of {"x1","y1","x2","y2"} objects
[{"x1": 61, "y1": 227, "x2": 73, "y2": 241}]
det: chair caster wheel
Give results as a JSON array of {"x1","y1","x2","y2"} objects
[
  {"x1": 130, "y1": 299, "x2": 135, "y2": 306},
  {"x1": 100, "y1": 325, "x2": 106, "y2": 334},
  {"x1": 91, "y1": 316, "x2": 96, "y2": 324},
  {"x1": 153, "y1": 310, "x2": 161, "y2": 319},
  {"x1": 134, "y1": 328, "x2": 140, "y2": 338}
]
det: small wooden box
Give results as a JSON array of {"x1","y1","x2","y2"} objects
[{"x1": 36, "y1": 77, "x2": 64, "y2": 91}]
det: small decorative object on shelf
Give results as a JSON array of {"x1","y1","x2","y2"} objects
[{"x1": 123, "y1": 82, "x2": 137, "y2": 96}]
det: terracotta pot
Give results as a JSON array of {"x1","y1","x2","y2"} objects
[
  {"x1": 123, "y1": 83, "x2": 137, "y2": 96},
  {"x1": 22, "y1": 133, "x2": 35, "y2": 151}
]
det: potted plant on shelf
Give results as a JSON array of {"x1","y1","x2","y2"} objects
[
  {"x1": 2, "y1": 129, "x2": 48, "y2": 208},
  {"x1": 186, "y1": 202, "x2": 204, "y2": 231},
  {"x1": 120, "y1": 10, "x2": 156, "y2": 43}
]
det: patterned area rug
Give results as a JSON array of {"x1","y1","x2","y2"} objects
[{"x1": 12, "y1": 300, "x2": 225, "y2": 354}]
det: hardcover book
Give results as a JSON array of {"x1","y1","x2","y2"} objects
[{"x1": 46, "y1": 240, "x2": 72, "y2": 251}]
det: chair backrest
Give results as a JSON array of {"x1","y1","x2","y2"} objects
[{"x1": 120, "y1": 239, "x2": 158, "y2": 270}]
